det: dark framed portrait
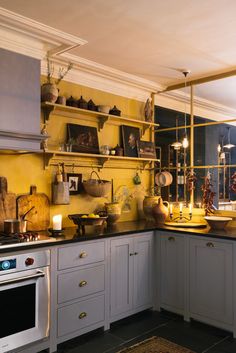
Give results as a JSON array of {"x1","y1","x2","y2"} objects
[
  {"x1": 67, "y1": 173, "x2": 83, "y2": 195},
  {"x1": 120, "y1": 125, "x2": 140, "y2": 157},
  {"x1": 137, "y1": 140, "x2": 156, "y2": 159},
  {"x1": 67, "y1": 123, "x2": 99, "y2": 154}
]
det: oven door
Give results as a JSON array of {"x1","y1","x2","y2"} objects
[{"x1": 0, "y1": 266, "x2": 50, "y2": 353}]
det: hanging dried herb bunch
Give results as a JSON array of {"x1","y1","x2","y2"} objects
[
  {"x1": 186, "y1": 170, "x2": 197, "y2": 191},
  {"x1": 201, "y1": 171, "x2": 216, "y2": 215},
  {"x1": 46, "y1": 56, "x2": 73, "y2": 85},
  {"x1": 230, "y1": 172, "x2": 236, "y2": 193}
]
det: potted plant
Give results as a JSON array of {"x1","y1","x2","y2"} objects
[{"x1": 41, "y1": 57, "x2": 73, "y2": 103}]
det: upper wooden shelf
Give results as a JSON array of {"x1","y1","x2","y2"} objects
[{"x1": 41, "y1": 102, "x2": 159, "y2": 135}]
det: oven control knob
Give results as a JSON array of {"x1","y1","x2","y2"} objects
[{"x1": 25, "y1": 257, "x2": 34, "y2": 266}]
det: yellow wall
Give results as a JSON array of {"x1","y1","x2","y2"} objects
[{"x1": 0, "y1": 78, "x2": 152, "y2": 228}]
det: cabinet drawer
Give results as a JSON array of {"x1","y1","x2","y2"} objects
[
  {"x1": 58, "y1": 241, "x2": 105, "y2": 270},
  {"x1": 58, "y1": 295, "x2": 105, "y2": 337},
  {"x1": 58, "y1": 265, "x2": 105, "y2": 303}
]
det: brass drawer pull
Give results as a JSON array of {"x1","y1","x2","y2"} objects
[
  {"x1": 79, "y1": 312, "x2": 87, "y2": 319},
  {"x1": 79, "y1": 280, "x2": 88, "y2": 287},
  {"x1": 79, "y1": 251, "x2": 87, "y2": 258},
  {"x1": 206, "y1": 242, "x2": 214, "y2": 247},
  {"x1": 168, "y1": 237, "x2": 175, "y2": 242}
]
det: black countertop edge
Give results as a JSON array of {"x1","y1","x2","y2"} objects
[{"x1": 1, "y1": 220, "x2": 236, "y2": 254}]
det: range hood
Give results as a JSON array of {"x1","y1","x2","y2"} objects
[{"x1": 0, "y1": 48, "x2": 43, "y2": 152}]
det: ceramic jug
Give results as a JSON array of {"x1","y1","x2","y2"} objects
[
  {"x1": 152, "y1": 197, "x2": 169, "y2": 224},
  {"x1": 143, "y1": 196, "x2": 160, "y2": 221}
]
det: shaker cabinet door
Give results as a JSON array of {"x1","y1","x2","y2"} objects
[
  {"x1": 160, "y1": 233, "x2": 185, "y2": 314},
  {"x1": 110, "y1": 237, "x2": 134, "y2": 317},
  {"x1": 189, "y1": 238, "x2": 233, "y2": 325},
  {"x1": 133, "y1": 234, "x2": 153, "y2": 309}
]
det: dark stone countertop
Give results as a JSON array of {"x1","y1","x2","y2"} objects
[{"x1": 1, "y1": 220, "x2": 236, "y2": 254}]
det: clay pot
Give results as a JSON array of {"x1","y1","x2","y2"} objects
[
  {"x1": 41, "y1": 83, "x2": 58, "y2": 103},
  {"x1": 66, "y1": 96, "x2": 78, "y2": 107},
  {"x1": 143, "y1": 196, "x2": 160, "y2": 221},
  {"x1": 109, "y1": 105, "x2": 121, "y2": 116},
  {"x1": 105, "y1": 202, "x2": 121, "y2": 224},
  {"x1": 152, "y1": 197, "x2": 169, "y2": 224},
  {"x1": 78, "y1": 96, "x2": 88, "y2": 109}
]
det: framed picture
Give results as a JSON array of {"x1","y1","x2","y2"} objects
[
  {"x1": 67, "y1": 173, "x2": 83, "y2": 195},
  {"x1": 120, "y1": 125, "x2": 140, "y2": 157},
  {"x1": 67, "y1": 123, "x2": 100, "y2": 154},
  {"x1": 137, "y1": 140, "x2": 156, "y2": 159}
]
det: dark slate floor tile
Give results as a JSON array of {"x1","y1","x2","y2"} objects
[
  {"x1": 57, "y1": 329, "x2": 124, "y2": 353},
  {"x1": 205, "y1": 336, "x2": 236, "y2": 353},
  {"x1": 110, "y1": 309, "x2": 172, "y2": 341}
]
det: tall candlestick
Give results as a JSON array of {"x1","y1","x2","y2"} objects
[
  {"x1": 169, "y1": 203, "x2": 173, "y2": 214},
  {"x1": 53, "y1": 214, "x2": 62, "y2": 230},
  {"x1": 179, "y1": 203, "x2": 183, "y2": 213}
]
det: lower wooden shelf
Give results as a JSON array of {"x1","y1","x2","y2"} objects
[{"x1": 43, "y1": 150, "x2": 159, "y2": 170}]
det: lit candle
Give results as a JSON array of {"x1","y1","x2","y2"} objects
[
  {"x1": 189, "y1": 203, "x2": 192, "y2": 214},
  {"x1": 169, "y1": 203, "x2": 173, "y2": 214},
  {"x1": 179, "y1": 203, "x2": 183, "y2": 213},
  {"x1": 53, "y1": 214, "x2": 62, "y2": 230}
]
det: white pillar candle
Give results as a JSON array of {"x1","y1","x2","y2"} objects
[
  {"x1": 179, "y1": 203, "x2": 183, "y2": 213},
  {"x1": 189, "y1": 203, "x2": 193, "y2": 214},
  {"x1": 53, "y1": 214, "x2": 62, "y2": 230},
  {"x1": 169, "y1": 203, "x2": 173, "y2": 214}
]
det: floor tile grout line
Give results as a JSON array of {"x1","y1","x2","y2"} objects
[
  {"x1": 201, "y1": 335, "x2": 231, "y2": 353},
  {"x1": 103, "y1": 320, "x2": 172, "y2": 353}
]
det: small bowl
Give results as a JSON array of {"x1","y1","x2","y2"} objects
[
  {"x1": 204, "y1": 216, "x2": 232, "y2": 230},
  {"x1": 97, "y1": 105, "x2": 111, "y2": 114}
]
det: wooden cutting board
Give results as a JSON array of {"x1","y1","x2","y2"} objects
[
  {"x1": 0, "y1": 177, "x2": 16, "y2": 231},
  {"x1": 17, "y1": 185, "x2": 50, "y2": 231}
]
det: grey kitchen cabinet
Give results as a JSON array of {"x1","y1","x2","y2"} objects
[
  {"x1": 0, "y1": 48, "x2": 42, "y2": 151},
  {"x1": 56, "y1": 240, "x2": 107, "y2": 345},
  {"x1": 110, "y1": 232, "x2": 154, "y2": 322},
  {"x1": 189, "y1": 237, "x2": 233, "y2": 327},
  {"x1": 159, "y1": 232, "x2": 185, "y2": 315}
]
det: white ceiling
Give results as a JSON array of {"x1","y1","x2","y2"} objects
[{"x1": 1, "y1": 0, "x2": 236, "y2": 112}]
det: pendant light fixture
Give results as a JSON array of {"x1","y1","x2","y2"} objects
[
  {"x1": 223, "y1": 127, "x2": 235, "y2": 149},
  {"x1": 182, "y1": 70, "x2": 190, "y2": 149},
  {"x1": 171, "y1": 117, "x2": 182, "y2": 150}
]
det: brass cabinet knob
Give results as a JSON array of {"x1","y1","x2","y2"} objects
[
  {"x1": 79, "y1": 251, "x2": 87, "y2": 258},
  {"x1": 168, "y1": 236, "x2": 175, "y2": 242},
  {"x1": 206, "y1": 242, "x2": 214, "y2": 247},
  {"x1": 79, "y1": 280, "x2": 88, "y2": 287},
  {"x1": 79, "y1": 312, "x2": 87, "y2": 319}
]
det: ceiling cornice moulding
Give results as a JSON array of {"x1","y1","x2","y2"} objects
[
  {"x1": 0, "y1": 7, "x2": 87, "y2": 59},
  {"x1": 160, "y1": 90, "x2": 236, "y2": 119}
]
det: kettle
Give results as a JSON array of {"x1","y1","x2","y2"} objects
[{"x1": 152, "y1": 197, "x2": 169, "y2": 224}]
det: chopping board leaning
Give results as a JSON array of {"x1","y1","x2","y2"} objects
[
  {"x1": 0, "y1": 176, "x2": 16, "y2": 231},
  {"x1": 17, "y1": 185, "x2": 50, "y2": 231}
]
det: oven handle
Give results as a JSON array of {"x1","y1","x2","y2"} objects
[{"x1": 0, "y1": 270, "x2": 45, "y2": 286}]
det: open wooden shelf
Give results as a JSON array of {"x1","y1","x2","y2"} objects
[
  {"x1": 41, "y1": 102, "x2": 159, "y2": 136},
  {"x1": 43, "y1": 149, "x2": 159, "y2": 169}
]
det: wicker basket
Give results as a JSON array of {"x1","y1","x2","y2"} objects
[{"x1": 82, "y1": 171, "x2": 111, "y2": 197}]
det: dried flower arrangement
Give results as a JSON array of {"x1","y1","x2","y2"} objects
[
  {"x1": 46, "y1": 57, "x2": 73, "y2": 85},
  {"x1": 201, "y1": 172, "x2": 216, "y2": 215}
]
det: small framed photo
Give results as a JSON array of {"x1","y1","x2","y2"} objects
[
  {"x1": 120, "y1": 125, "x2": 140, "y2": 157},
  {"x1": 137, "y1": 140, "x2": 156, "y2": 159},
  {"x1": 67, "y1": 173, "x2": 83, "y2": 195},
  {"x1": 67, "y1": 123, "x2": 100, "y2": 154}
]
